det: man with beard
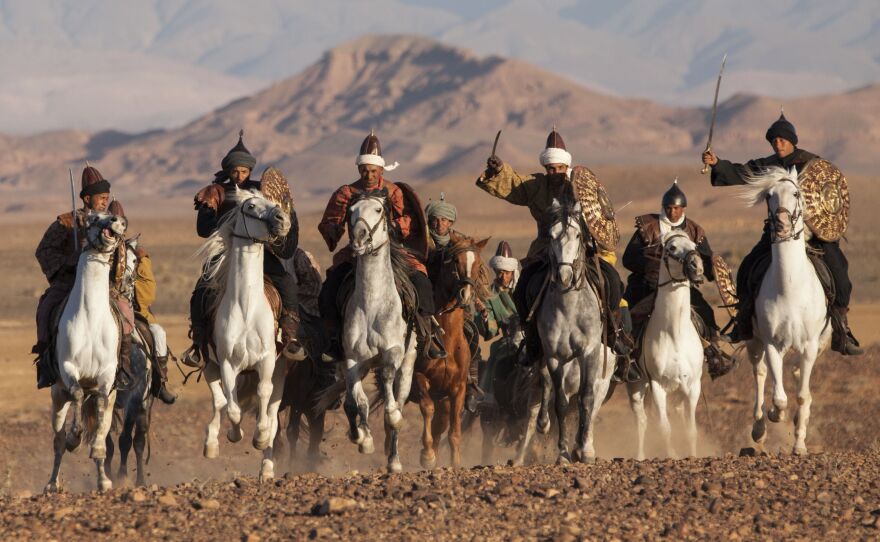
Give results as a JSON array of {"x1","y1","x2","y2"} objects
[
  {"x1": 702, "y1": 113, "x2": 862, "y2": 355},
  {"x1": 476, "y1": 129, "x2": 639, "y2": 382},
  {"x1": 33, "y1": 166, "x2": 112, "y2": 388},
  {"x1": 317, "y1": 131, "x2": 446, "y2": 361},
  {"x1": 182, "y1": 131, "x2": 301, "y2": 367},
  {"x1": 622, "y1": 181, "x2": 735, "y2": 379}
]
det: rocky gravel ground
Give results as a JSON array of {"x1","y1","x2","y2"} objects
[{"x1": 2, "y1": 451, "x2": 879, "y2": 541}]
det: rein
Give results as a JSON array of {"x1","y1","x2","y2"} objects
[
  {"x1": 349, "y1": 195, "x2": 389, "y2": 256},
  {"x1": 229, "y1": 197, "x2": 274, "y2": 242},
  {"x1": 548, "y1": 214, "x2": 589, "y2": 292},
  {"x1": 437, "y1": 248, "x2": 479, "y2": 316},
  {"x1": 767, "y1": 177, "x2": 804, "y2": 244},
  {"x1": 656, "y1": 232, "x2": 698, "y2": 288}
]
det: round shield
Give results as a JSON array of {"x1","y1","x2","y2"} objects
[
  {"x1": 711, "y1": 255, "x2": 738, "y2": 318},
  {"x1": 800, "y1": 158, "x2": 849, "y2": 242},
  {"x1": 570, "y1": 166, "x2": 619, "y2": 251},
  {"x1": 260, "y1": 167, "x2": 294, "y2": 216}
]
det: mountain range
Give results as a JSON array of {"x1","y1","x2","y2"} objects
[
  {"x1": 2, "y1": 34, "x2": 878, "y2": 214},
  {"x1": 1, "y1": 0, "x2": 879, "y2": 133}
]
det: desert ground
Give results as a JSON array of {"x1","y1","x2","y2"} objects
[{"x1": 0, "y1": 166, "x2": 878, "y2": 540}]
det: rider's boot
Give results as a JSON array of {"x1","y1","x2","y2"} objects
[
  {"x1": 831, "y1": 306, "x2": 864, "y2": 356},
  {"x1": 320, "y1": 316, "x2": 344, "y2": 363},
  {"x1": 33, "y1": 341, "x2": 55, "y2": 389},
  {"x1": 704, "y1": 337, "x2": 737, "y2": 380},
  {"x1": 151, "y1": 354, "x2": 177, "y2": 404},
  {"x1": 279, "y1": 308, "x2": 303, "y2": 358},
  {"x1": 465, "y1": 354, "x2": 484, "y2": 414},
  {"x1": 721, "y1": 300, "x2": 754, "y2": 344}
]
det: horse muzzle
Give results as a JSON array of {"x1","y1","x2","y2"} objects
[
  {"x1": 772, "y1": 208, "x2": 793, "y2": 239},
  {"x1": 557, "y1": 266, "x2": 574, "y2": 289},
  {"x1": 269, "y1": 211, "x2": 291, "y2": 237}
]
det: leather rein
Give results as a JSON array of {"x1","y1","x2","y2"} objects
[{"x1": 767, "y1": 177, "x2": 805, "y2": 244}]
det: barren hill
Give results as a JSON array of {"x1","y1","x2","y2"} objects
[{"x1": 2, "y1": 34, "x2": 879, "y2": 213}]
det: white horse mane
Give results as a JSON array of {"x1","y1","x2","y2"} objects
[
  {"x1": 194, "y1": 188, "x2": 265, "y2": 297},
  {"x1": 738, "y1": 165, "x2": 800, "y2": 207}
]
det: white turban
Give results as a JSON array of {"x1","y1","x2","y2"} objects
[
  {"x1": 356, "y1": 153, "x2": 399, "y2": 171},
  {"x1": 490, "y1": 255, "x2": 519, "y2": 272},
  {"x1": 539, "y1": 147, "x2": 572, "y2": 168}
]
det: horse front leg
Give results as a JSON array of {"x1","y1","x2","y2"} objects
[
  {"x1": 651, "y1": 383, "x2": 675, "y2": 458},
  {"x1": 133, "y1": 403, "x2": 150, "y2": 487},
  {"x1": 253, "y1": 355, "x2": 278, "y2": 451},
  {"x1": 764, "y1": 345, "x2": 788, "y2": 423},
  {"x1": 626, "y1": 379, "x2": 649, "y2": 460},
  {"x1": 345, "y1": 360, "x2": 373, "y2": 454},
  {"x1": 574, "y1": 350, "x2": 609, "y2": 464},
  {"x1": 792, "y1": 347, "x2": 818, "y2": 455},
  {"x1": 92, "y1": 389, "x2": 116, "y2": 492},
  {"x1": 306, "y1": 410, "x2": 326, "y2": 468},
  {"x1": 512, "y1": 377, "x2": 542, "y2": 467},
  {"x1": 537, "y1": 367, "x2": 552, "y2": 435},
  {"x1": 45, "y1": 385, "x2": 71, "y2": 493},
  {"x1": 203, "y1": 362, "x2": 226, "y2": 458},
  {"x1": 549, "y1": 360, "x2": 572, "y2": 463},
  {"x1": 415, "y1": 373, "x2": 437, "y2": 469},
  {"x1": 747, "y1": 341, "x2": 769, "y2": 448},
  {"x1": 381, "y1": 347, "x2": 405, "y2": 430},
  {"x1": 448, "y1": 381, "x2": 466, "y2": 468},
  {"x1": 684, "y1": 382, "x2": 701, "y2": 458},
  {"x1": 66, "y1": 384, "x2": 85, "y2": 451},
  {"x1": 118, "y1": 406, "x2": 136, "y2": 482},
  {"x1": 220, "y1": 362, "x2": 244, "y2": 443},
  {"x1": 259, "y1": 359, "x2": 286, "y2": 481}
]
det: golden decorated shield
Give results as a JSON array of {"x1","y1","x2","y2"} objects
[
  {"x1": 260, "y1": 167, "x2": 294, "y2": 216},
  {"x1": 260, "y1": 167, "x2": 296, "y2": 259},
  {"x1": 711, "y1": 254, "x2": 737, "y2": 317},
  {"x1": 570, "y1": 166, "x2": 619, "y2": 251},
  {"x1": 800, "y1": 158, "x2": 849, "y2": 242}
]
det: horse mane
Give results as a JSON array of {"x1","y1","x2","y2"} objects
[
  {"x1": 738, "y1": 166, "x2": 799, "y2": 207},
  {"x1": 194, "y1": 188, "x2": 263, "y2": 314},
  {"x1": 444, "y1": 236, "x2": 490, "y2": 303}
]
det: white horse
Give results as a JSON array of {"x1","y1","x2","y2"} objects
[
  {"x1": 340, "y1": 192, "x2": 417, "y2": 473},
  {"x1": 46, "y1": 212, "x2": 128, "y2": 493},
  {"x1": 741, "y1": 166, "x2": 831, "y2": 455},
  {"x1": 514, "y1": 198, "x2": 613, "y2": 465},
  {"x1": 197, "y1": 187, "x2": 291, "y2": 481},
  {"x1": 627, "y1": 231, "x2": 706, "y2": 459}
]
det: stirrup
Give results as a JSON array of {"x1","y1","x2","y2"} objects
[{"x1": 180, "y1": 343, "x2": 204, "y2": 368}]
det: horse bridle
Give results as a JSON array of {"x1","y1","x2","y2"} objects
[
  {"x1": 549, "y1": 213, "x2": 588, "y2": 291},
  {"x1": 767, "y1": 177, "x2": 804, "y2": 244},
  {"x1": 349, "y1": 195, "x2": 389, "y2": 256},
  {"x1": 437, "y1": 248, "x2": 478, "y2": 315},
  {"x1": 656, "y1": 232, "x2": 699, "y2": 288},
  {"x1": 230, "y1": 196, "x2": 276, "y2": 242}
]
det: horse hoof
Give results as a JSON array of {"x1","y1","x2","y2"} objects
[
  {"x1": 98, "y1": 479, "x2": 113, "y2": 492},
  {"x1": 420, "y1": 452, "x2": 437, "y2": 470},
  {"x1": 65, "y1": 433, "x2": 82, "y2": 452},
  {"x1": 259, "y1": 459, "x2": 275, "y2": 482},
  {"x1": 90, "y1": 446, "x2": 106, "y2": 460},
  {"x1": 136, "y1": 477, "x2": 147, "y2": 487},
  {"x1": 359, "y1": 436, "x2": 375, "y2": 455},
  {"x1": 227, "y1": 426, "x2": 243, "y2": 443},
  {"x1": 204, "y1": 442, "x2": 220, "y2": 459},
  {"x1": 350, "y1": 427, "x2": 365, "y2": 445},
  {"x1": 44, "y1": 482, "x2": 60, "y2": 494},
  {"x1": 537, "y1": 417, "x2": 550, "y2": 435},
  {"x1": 792, "y1": 445, "x2": 808, "y2": 456},
  {"x1": 556, "y1": 451, "x2": 571, "y2": 465},
  {"x1": 767, "y1": 407, "x2": 786, "y2": 423},
  {"x1": 387, "y1": 461, "x2": 403, "y2": 474},
  {"x1": 751, "y1": 418, "x2": 767, "y2": 443},
  {"x1": 386, "y1": 409, "x2": 403, "y2": 430},
  {"x1": 253, "y1": 431, "x2": 271, "y2": 451}
]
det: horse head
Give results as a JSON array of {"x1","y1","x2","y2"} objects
[
  {"x1": 348, "y1": 189, "x2": 390, "y2": 256},
  {"x1": 85, "y1": 212, "x2": 127, "y2": 253},
  {"x1": 440, "y1": 237, "x2": 489, "y2": 309},
  {"x1": 229, "y1": 186, "x2": 291, "y2": 243},
  {"x1": 548, "y1": 197, "x2": 586, "y2": 289},
  {"x1": 660, "y1": 231, "x2": 704, "y2": 286},
  {"x1": 741, "y1": 166, "x2": 804, "y2": 244}
]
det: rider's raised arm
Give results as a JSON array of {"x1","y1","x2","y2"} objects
[
  {"x1": 710, "y1": 156, "x2": 774, "y2": 187},
  {"x1": 476, "y1": 163, "x2": 540, "y2": 206}
]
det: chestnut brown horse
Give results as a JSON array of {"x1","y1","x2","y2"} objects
[{"x1": 415, "y1": 236, "x2": 489, "y2": 468}]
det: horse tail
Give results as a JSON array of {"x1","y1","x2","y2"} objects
[
  {"x1": 80, "y1": 395, "x2": 100, "y2": 448},
  {"x1": 314, "y1": 378, "x2": 346, "y2": 413}
]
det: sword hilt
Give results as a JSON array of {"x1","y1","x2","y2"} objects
[{"x1": 701, "y1": 144, "x2": 712, "y2": 175}]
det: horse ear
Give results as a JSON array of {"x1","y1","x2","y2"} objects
[
  {"x1": 475, "y1": 237, "x2": 491, "y2": 250},
  {"x1": 789, "y1": 165, "x2": 799, "y2": 182}
]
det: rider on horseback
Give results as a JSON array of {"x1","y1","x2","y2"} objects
[
  {"x1": 107, "y1": 200, "x2": 177, "y2": 404},
  {"x1": 318, "y1": 131, "x2": 447, "y2": 361},
  {"x1": 183, "y1": 131, "x2": 301, "y2": 366},
  {"x1": 475, "y1": 129, "x2": 638, "y2": 381},
  {"x1": 33, "y1": 166, "x2": 111, "y2": 388},
  {"x1": 702, "y1": 114, "x2": 863, "y2": 355},
  {"x1": 622, "y1": 181, "x2": 736, "y2": 379},
  {"x1": 425, "y1": 194, "x2": 484, "y2": 412}
]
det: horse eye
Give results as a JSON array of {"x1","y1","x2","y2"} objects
[{"x1": 248, "y1": 203, "x2": 255, "y2": 209}]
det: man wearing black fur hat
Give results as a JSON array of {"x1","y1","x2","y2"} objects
[
  {"x1": 182, "y1": 131, "x2": 301, "y2": 366},
  {"x1": 623, "y1": 181, "x2": 735, "y2": 379},
  {"x1": 702, "y1": 114, "x2": 862, "y2": 355}
]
